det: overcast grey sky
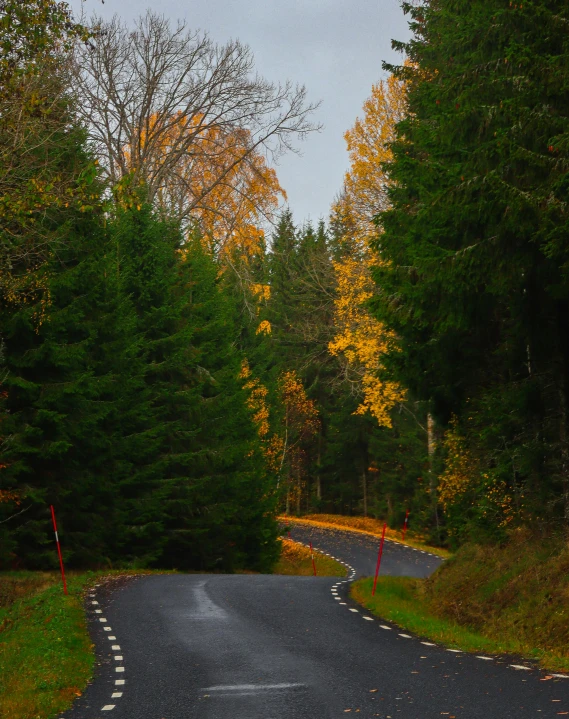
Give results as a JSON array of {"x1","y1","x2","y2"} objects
[{"x1": 70, "y1": 0, "x2": 411, "y2": 226}]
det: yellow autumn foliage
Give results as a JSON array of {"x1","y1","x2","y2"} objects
[
  {"x1": 239, "y1": 359, "x2": 270, "y2": 439},
  {"x1": 328, "y1": 250, "x2": 404, "y2": 426},
  {"x1": 438, "y1": 417, "x2": 474, "y2": 511},
  {"x1": 256, "y1": 320, "x2": 272, "y2": 335},
  {"x1": 329, "y1": 75, "x2": 408, "y2": 427},
  {"x1": 343, "y1": 74, "x2": 407, "y2": 244}
]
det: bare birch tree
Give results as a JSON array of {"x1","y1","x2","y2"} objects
[{"x1": 73, "y1": 11, "x2": 320, "y2": 225}]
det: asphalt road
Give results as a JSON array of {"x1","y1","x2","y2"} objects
[
  {"x1": 286, "y1": 523, "x2": 443, "y2": 579},
  {"x1": 62, "y1": 525, "x2": 569, "y2": 719}
]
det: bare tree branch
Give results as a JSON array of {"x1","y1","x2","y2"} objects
[{"x1": 73, "y1": 11, "x2": 321, "y2": 225}]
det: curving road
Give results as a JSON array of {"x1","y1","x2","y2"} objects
[
  {"x1": 61, "y1": 525, "x2": 569, "y2": 719},
  {"x1": 287, "y1": 522, "x2": 443, "y2": 578}
]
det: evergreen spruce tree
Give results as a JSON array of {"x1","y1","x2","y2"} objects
[
  {"x1": 110, "y1": 201, "x2": 278, "y2": 570},
  {"x1": 375, "y1": 0, "x2": 569, "y2": 535},
  {"x1": 0, "y1": 191, "x2": 126, "y2": 567}
]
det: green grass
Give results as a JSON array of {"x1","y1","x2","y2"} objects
[
  {"x1": 273, "y1": 538, "x2": 347, "y2": 576},
  {"x1": 351, "y1": 576, "x2": 513, "y2": 655},
  {"x1": 351, "y1": 528, "x2": 569, "y2": 672},
  {"x1": 0, "y1": 571, "x2": 97, "y2": 719}
]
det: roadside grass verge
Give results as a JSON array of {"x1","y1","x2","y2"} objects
[
  {"x1": 351, "y1": 528, "x2": 569, "y2": 672},
  {"x1": 351, "y1": 576, "x2": 513, "y2": 656},
  {"x1": 279, "y1": 514, "x2": 450, "y2": 558},
  {"x1": 0, "y1": 571, "x2": 96, "y2": 719},
  {"x1": 0, "y1": 569, "x2": 166, "y2": 719},
  {"x1": 274, "y1": 538, "x2": 347, "y2": 576}
]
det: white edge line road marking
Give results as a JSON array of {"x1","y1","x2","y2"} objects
[
  {"x1": 111, "y1": 692, "x2": 123, "y2": 698},
  {"x1": 421, "y1": 641, "x2": 435, "y2": 646},
  {"x1": 115, "y1": 667, "x2": 125, "y2": 673},
  {"x1": 380, "y1": 625, "x2": 392, "y2": 630},
  {"x1": 104, "y1": 627, "x2": 112, "y2": 631},
  {"x1": 476, "y1": 656, "x2": 493, "y2": 660},
  {"x1": 202, "y1": 683, "x2": 304, "y2": 691},
  {"x1": 91, "y1": 601, "x2": 99, "y2": 605},
  {"x1": 349, "y1": 608, "x2": 359, "y2": 613},
  {"x1": 510, "y1": 664, "x2": 532, "y2": 671},
  {"x1": 447, "y1": 649, "x2": 462, "y2": 653},
  {"x1": 115, "y1": 680, "x2": 125, "y2": 686},
  {"x1": 99, "y1": 618, "x2": 107, "y2": 622},
  {"x1": 399, "y1": 633, "x2": 412, "y2": 638},
  {"x1": 101, "y1": 706, "x2": 115, "y2": 711},
  {"x1": 339, "y1": 602, "x2": 347, "y2": 605},
  {"x1": 111, "y1": 645, "x2": 121, "y2": 650},
  {"x1": 363, "y1": 616, "x2": 374, "y2": 621},
  {"x1": 108, "y1": 635, "x2": 116, "y2": 640},
  {"x1": 552, "y1": 674, "x2": 569, "y2": 679},
  {"x1": 334, "y1": 597, "x2": 341, "y2": 600}
]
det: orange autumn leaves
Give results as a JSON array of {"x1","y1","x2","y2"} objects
[
  {"x1": 128, "y1": 112, "x2": 285, "y2": 262},
  {"x1": 329, "y1": 75, "x2": 407, "y2": 427}
]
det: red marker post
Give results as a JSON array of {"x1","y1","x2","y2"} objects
[
  {"x1": 309, "y1": 541, "x2": 317, "y2": 576},
  {"x1": 372, "y1": 522, "x2": 387, "y2": 596},
  {"x1": 402, "y1": 509, "x2": 410, "y2": 542},
  {"x1": 50, "y1": 505, "x2": 68, "y2": 595}
]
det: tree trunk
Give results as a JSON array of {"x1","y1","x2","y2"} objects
[
  {"x1": 362, "y1": 470, "x2": 367, "y2": 517},
  {"x1": 316, "y1": 430, "x2": 322, "y2": 502},
  {"x1": 559, "y1": 382, "x2": 569, "y2": 522},
  {"x1": 427, "y1": 413, "x2": 440, "y2": 538}
]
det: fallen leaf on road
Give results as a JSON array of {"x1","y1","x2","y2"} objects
[
  {"x1": 541, "y1": 676, "x2": 553, "y2": 681},
  {"x1": 369, "y1": 689, "x2": 378, "y2": 692}
]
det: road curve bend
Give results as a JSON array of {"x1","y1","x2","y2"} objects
[{"x1": 61, "y1": 526, "x2": 569, "y2": 719}]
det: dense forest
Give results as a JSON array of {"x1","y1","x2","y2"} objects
[{"x1": 1, "y1": 0, "x2": 568, "y2": 570}]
